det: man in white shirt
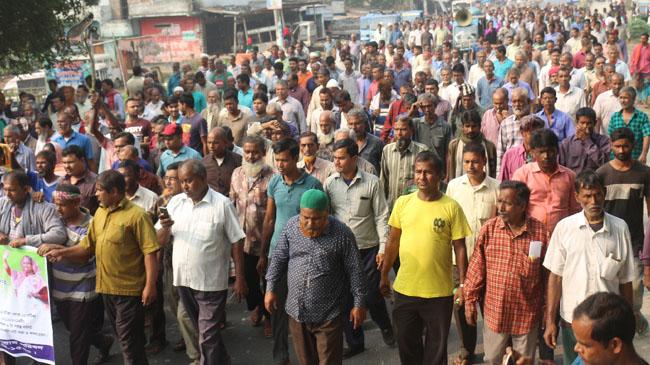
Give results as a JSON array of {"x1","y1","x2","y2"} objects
[
  {"x1": 118, "y1": 160, "x2": 159, "y2": 217},
  {"x1": 156, "y1": 159, "x2": 247, "y2": 365},
  {"x1": 607, "y1": 47, "x2": 632, "y2": 83},
  {"x1": 270, "y1": 80, "x2": 307, "y2": 136},
  {"x1": 143, "y1": 88, "x2": 164, "y2": 121},
  {"x1": 560, "y1": 53, "x2": 586, "y2": 89},
  {"x1": 593, "y1": 72, "x2": 624, "y2": 134},
  {"x1": 467, "y1": 51, "x2": 487, "y2": 88},
  {"x1": 555, "y1": 67, "x2": 587, "y2": 121},
  {"x1": 543, "y1": 170, "x2": 635, "y2": 365}
]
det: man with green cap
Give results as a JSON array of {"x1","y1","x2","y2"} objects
[{"x1": 265, "y1": 189, "x2": 367, "y2": 365}]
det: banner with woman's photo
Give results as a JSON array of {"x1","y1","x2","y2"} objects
[{"x1": 0, "y1": 245, "x2": 54, "y2": 364}]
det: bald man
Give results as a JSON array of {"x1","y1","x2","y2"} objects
[{"x1": 203, "y1": 127, "x2": 242, "y2": 196}]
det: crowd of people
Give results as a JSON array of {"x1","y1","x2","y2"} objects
[{"x1": 1, "y1": 1, "x2": 650, "y2": 365}]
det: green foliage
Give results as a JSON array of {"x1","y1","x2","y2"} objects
[
  {"x1": 629, "y1": 17, "x2": 650, "y2": 40},
  {"x1": 0, "y1": 0, "x2": 96, "y2": 75}
]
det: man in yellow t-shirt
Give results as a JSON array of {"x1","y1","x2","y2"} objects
[{"x1": 380, "y1": 150, "x2": 471, "y2": 365}]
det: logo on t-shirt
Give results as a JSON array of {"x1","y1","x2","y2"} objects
[{"x1": 432, "y1": 218, "x2": 447, "y2": 233}]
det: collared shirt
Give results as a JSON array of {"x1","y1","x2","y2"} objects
[
  {"x1": 481, "y1": 108, "x2": 507, "y2": 146},
  {"x1": 14, "y1": 143, "x2": 36, "y2": 171},
  {"x1": 289, "y1": 86, "x2": 310, "y2": 115},
  {"x1": 269, "y1": 96, "x2": 307, "y2": 136},
  {"x1": 229, "y1": 165, "x2": 274, "y2": 256},
  {"x1": 157, "y1": 146, "x2": 202, "y2": 177},
  {"x1": 608, "y1": 109, "x2": 650, "y2": 160},
  {"x1": 555, "y1": 86, "x2": 586, "y2": 121},
  {"x1": 413, "y1": 117, "x2": 451, "y2": 172},
  {"x1": 512, "y1": 162, "x2": 580, "y2": 233},
  {"x1": 496, "y1": 114, "x2": 523, "y2": 176},
  {"x1": 215, "y1": 107, "x2": 254, "y2": 146},
  {"x1": 569, "y1": 68, "x2": 587, "y2": 89},
  {"x1": 631, "y1": 43, "x2": 650, "y2": 75},
  {"x1": 476, "y1": 76, "x2": 505, "y2": 109},
  {"x1": 53, "y1": 131, "x2": 94, "y2": 160},
  {"x1": 80, "y1": 199, "x2": 159, "y2": 296},
  {"x1": 499, "y1": 144, "x2": 529, "y2": 181},
  {"x1": 203, "y1": 150, "x2": 242, "y2": 196},
  {"x1": 543, "y1": 212, "x2": 636, "y2": 322},
  {"x1": 446, "y1": 175, "x2": 499, "y2": 258},
  {"x1": 128, "y1": 184, "x2": 159, "y2": 216},
  {"x1": 608, "y1": 59, "x2": 632, "y2": 82},
  {"x1": 503, "y1": 81, "x2": 535, "y2": 105},
  {"x1": 357, "y1": 77, "x2": 372, "y2": 105},
  {"x1": 558, "y1": 133, "x2": 611, "y2": 175},
  {"x1": 536, "y1": 109, "x2": 575, "y2": 141},
  {"x1": 297, "y1": 157, "x2": 334, "y2": 185},
  {"x1": 468, "y1": 65, "x2": 486, "y2": 88},
  {"x1": 380, "y1": 140, "x2": 429, "y2": 208},
  {"x1": 266, "y1": 215, "x2": 367, "y2": 323},
  {"x1": 464, "y1": 216, "x2": 549, "y2": 335},
  {"x1": 391, "y1": 67, "x2": 412, "y2": 90},
  {"x1": 63, "y1": 171, "x2": 99, "y2": 215},
  {"x1": 358, "y1": 133, "x2": 384, "y2": 173},
  {"x1": 155, "y1": 189, "x2": 245, "y2": 292},
  {"x1": 338, "y1": 71, "x2": 360, "y2": 104},
  {"x1": 594, "y1": 90, "x2": 622, "y2": 134},
  {"x1": 324, "y1": 169, "x2": 389, "y2": 252},
  {"x1": 267, "y1": 171, "x2": 323, "y2": 255}
]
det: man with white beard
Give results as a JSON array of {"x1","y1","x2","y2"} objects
[
  {"x1": 316, "y1": 111, "x2": 336, "y2": 161},
  {"x1": 496, "y1": 88, "x2": 531, "y2": 176},
  {"x1": 143, "y1": 88, "x2": 164, "y2": 121},
  {"x1": 229, "y1": 135, "x2": 275, "y2": 335},
  {"x1": 202, "y1": 90, "x2": 222, "y2": 130}
]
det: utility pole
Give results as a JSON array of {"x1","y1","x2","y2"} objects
[{"x1": 268, "y1": 0, "x2": 284, "y2": 48}]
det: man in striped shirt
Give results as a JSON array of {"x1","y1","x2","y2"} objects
[{"x1": 37, "y1": 184, "x2": 113, "y2": 365}]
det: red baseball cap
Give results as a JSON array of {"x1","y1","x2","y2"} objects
[{"x1": 161, "y1": 123, "x2": 182, "y2": 136}]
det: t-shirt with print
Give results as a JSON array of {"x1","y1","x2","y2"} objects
[
  {"x1": 597, "y1": 161, "x2": 650, "y2": 254},
  {"x1": 182, "y1": 113, "x2": 208, "y2": 155},
  {"x1": 124, "y1": 118, "x2": 152, "y2": 145},
  {"x1": 388, "y1": 192, "x2": 471, "y2": 298}
]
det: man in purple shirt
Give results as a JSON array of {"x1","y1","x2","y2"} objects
[
  {"x1": 498, "y1": 115, "x2": 545, "y2": 181},
  {"x1": 558, "y1": 107, "x2": 611, "y2": 175},
  {"x1": 536, "y1": 87, "x2": 576, "y2": 141}
]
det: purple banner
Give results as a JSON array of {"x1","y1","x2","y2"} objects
[{"x1": 0, "y1": 339, "x2": 54, "y2": 364}]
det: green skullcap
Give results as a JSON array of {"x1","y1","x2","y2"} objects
[{"x1": 300, "y1": 189, "x2": 329, "y2": 211}]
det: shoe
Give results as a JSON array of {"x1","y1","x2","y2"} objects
[
  {"x1": 381, "y1": 327, "x2": 395, "y2": 346},
  {"x1": 145, "y1": 340, "x2": 168, "y2": 355},
  {"x1": 263, "y1": 318, "x2": 273, "y2": 338},
  {"x1": 93, "y1": 335, "x2": 114, "y2": 364},
  {"x1": 173, "y1": 339, "x2": 186, "y2": 352},
  {"x1": 342, "y1": 346, "x2": 365, "y2": 359}
]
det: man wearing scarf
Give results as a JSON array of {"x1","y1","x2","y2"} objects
[{"x1": 446, "y1": 110, "x2": 497, "y2": 182}]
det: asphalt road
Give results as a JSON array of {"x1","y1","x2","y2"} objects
[{"x1": 10, "y1": 290, "x2": 650, "y2": 364}]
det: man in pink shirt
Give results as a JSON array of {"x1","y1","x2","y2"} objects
[
  {"x1": 512, "y1": 128, "x2": 580, "y2": 233},
  {"x1": 481, "y1": 88, "x2": 510, "y2": 146},
  {"x1": 498, "y1": 115, "x2": 545, "y2": 181}
]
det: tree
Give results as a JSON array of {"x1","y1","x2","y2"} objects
[{"x1": 0, "y1": 0, "x2": 95, "y2": 75}]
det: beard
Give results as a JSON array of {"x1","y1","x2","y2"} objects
[
  {"x1": 396, "y1": 138, "x2": 411, "y2": 152},
  {"x1": 317, "y1": 130, "x2": 334, "y2": 145},
  {"x1": 303, "y1": 155, "x2": 316, "y2": 165},
  {"x1": 242, "y1": 159, "x2": 265, "y2": 177},
  {"x1": 513, "y1": 107, "x2": 528, "y2": 118}
]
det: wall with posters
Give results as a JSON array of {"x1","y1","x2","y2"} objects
[{"x1": 136, "y1": 16, "x2": 204, "y2": 64}]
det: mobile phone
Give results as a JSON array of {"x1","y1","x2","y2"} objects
[
  {"x1": 159, "y1": 206, "x2": 169, "y2": 218},
  {"x1": 502, "y1": 353, "x2": 515, "y2": 365}
]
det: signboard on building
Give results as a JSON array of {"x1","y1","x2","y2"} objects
[{"x1": 267, "y1": 0, "x2": 282, "y2": 10}]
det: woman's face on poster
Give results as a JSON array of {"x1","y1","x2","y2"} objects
[{"x1": 21, "y1": 256, "x2": 34, "y2": 275}]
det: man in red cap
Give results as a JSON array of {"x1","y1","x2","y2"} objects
[{"x1": 156, "y1": 123, "x2": 202, "y2": 177}]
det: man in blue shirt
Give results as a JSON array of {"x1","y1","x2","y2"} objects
[
  {"x1": 156, "y1": 123, "x2": 201, "y2": 177},
  {"x1": 237, "y1": 73, "x2": 254, "y2": 109},
  {"x1": 34, "y1": 150, "x2": 61, "y2": 202},
  {"x1": 53, "y1": 112, "x2": 95, "y2": 170},
  {"x1": 259, "y1": 138, "x2": 323, "y2": 365},
  {"x1": 492, "y1": 45, "x2": 514, "y2": 80},
  {"x1": 536, "y1": 87, "x2": 576, "y2": 141},
  {"x1": 167, "y1": 62, "x2": 181, "y2": 97},
  {"x1": 476, "y1": 60, "x2": 504, "y2": 109}
]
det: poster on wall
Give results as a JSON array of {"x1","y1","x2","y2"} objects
[{"x1": 0, "y1": 245, "x2": 54, "y2": 364}]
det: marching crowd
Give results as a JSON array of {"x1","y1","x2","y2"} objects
[{"x1": 2, "y1": 2, "x2": 650, "y2": 365}]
